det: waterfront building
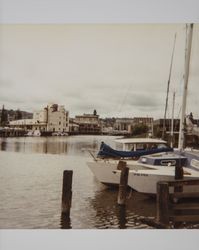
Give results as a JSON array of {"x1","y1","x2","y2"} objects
[
  {"x1": 153, "y1": 118, "x2": 180, "y2": 137},
  {"x1": 133, "y1": 117, "x2": 153, "y2": 126},
  {"x1": 112, "y1": 117, "x2": 154, "y2": 136},
  {"x1": 46, "y1": 104, "x2": 69, "y2": 132},
  {"x1": 114, "y1": 118, "x2": 134, "y2": 135},
  {"x1": 100, "y1": 118, "x2": 115, "y2": 135},
  {"x1": 9, "y1": 103, "x2": 69, "y2": 133},
  {"x1": 133, "y1": 117, "x2": 154, "y2": 136},
  {"x1": 68, "y1": 118, "x2": 79, "y2": 134},
  {"x1": 9, "y1": 119, "x2": 41, "y2": 131},
  {"x1": 74, "y1": 110, "x2": 101, "y2": 134}
]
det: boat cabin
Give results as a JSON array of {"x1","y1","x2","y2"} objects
[
  {"x1": 115, "y1": 138, "x2": 169, "y2": 151},
  {"x1": 138, "y1": 153, "x2": 187, "y2": 167}
]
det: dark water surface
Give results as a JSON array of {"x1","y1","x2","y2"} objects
[{"x1": 0, "y1": 136, "x2": 165, "y2": 229}]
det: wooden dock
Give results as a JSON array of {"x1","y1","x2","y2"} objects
[
  {"x1": 143, "y1": 179, "x2": 199, "y2": 228},
  {"x1": 0, "y1": 128, "x2": 26, "y2": 137}
]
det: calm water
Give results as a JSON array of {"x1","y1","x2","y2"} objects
[{"x1": 0, "y1": 135, "x2": 194, "y2": 229}]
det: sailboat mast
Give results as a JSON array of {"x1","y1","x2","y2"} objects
[
  {"x1": 170, "y1": 91, "x2": 175, "y2": 148},
  {"x1": 162, "y1": 33, "x2": 176, "y2": 139},
  {"x1": 178, "y1": 24, "x2": 194, "y2": 150}
]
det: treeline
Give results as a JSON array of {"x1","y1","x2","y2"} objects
[{"x1": 0, "y1": 105, "x2": 33, "y2": 126}]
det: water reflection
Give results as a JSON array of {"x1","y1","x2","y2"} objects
[
  {"x1": 88, "y1": 188, "x2": 156, "y2": 229},
  {"x1": 60, "y1": 213, "x2": 72, "y2": 229},
  {"x1": 117, "y1": 206, "x2": 127, "y2": 229},
  {"x1": 0, "y1": 140, "x2": 7, "y2": 151},
  {"x1": 0, "y1": 135, "x2": 120, "y2": 156},
  {"x1": 0, "y1": 135, "x2": 158, "y2": 229},
  {"x1": 0, "y1": 136, "x2": 104, "y2": 155},
  {"x1": 14, "y1": 141, "x2": 21, "y2": 152}
]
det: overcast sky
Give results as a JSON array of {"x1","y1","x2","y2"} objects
[
  {"x1": 0, "y1": 1, "x2": 199, "y2": 119},
  {"x1": 0, "y1": 23, "x2": 198, "y2": 119}
]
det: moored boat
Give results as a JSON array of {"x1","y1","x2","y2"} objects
[
  {"x1": 87, "y1": 138, "x2": 172, "y2": 186},
  {"x1": 127, "y1": 24, "x2": 199, "y2": 195},
  {"x1": 126, "y1": 150, "x2": 199, "y2": 194}
]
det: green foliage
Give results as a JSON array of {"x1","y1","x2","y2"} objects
[
  {"x1": 0, "y1": 105, "x2": 8, "y2": 126},
  {"x1": 132, "y1": 124, "x2": 148, "y2": 136},
  {"x1": 15, "y1": 109, "x2": 22, "y2": 120},
  {"x1": 93, "y1": 109, "x2": 97, "y2": 116},
  {"x1": 153, "y1": 125, "x2": 162, "y2": 138}
]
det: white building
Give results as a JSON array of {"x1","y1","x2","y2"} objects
[
  {"x1": 47, "y1": 104, "x2": 69, "y2": 132},
  {"x1": 9, "y1": 104, "x2": 69, "y2": 133}
]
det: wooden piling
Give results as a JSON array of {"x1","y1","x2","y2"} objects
[
  {"x1": 61, "y1": 170, "x2": 73, "y2": 216},
  {"x1": 157, "y1": 182, "x2": 170, "y2": 227},
  {"x1": 117, "y1": 160, "x2": 127, "y2": 170},
  {"x1": 117, "y1": 161, "x2": 129, "y2": 205},
  {"x1": 174, "y1": 165, "x2": 183, "y2": 193}
]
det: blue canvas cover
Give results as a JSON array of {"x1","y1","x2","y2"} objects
[{"x1": 97, "y1": 142, "x2": 173, "y2": 158}]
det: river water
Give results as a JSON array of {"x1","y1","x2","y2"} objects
[{"x1": 0, "y1": 135, "x2": 196, "y2": 229}]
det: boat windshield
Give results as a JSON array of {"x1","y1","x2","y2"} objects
[
  {"x1": 129, "y1": 143, "x2": 168, "y2": 151},
  {"x1": 157, "y1": 143, "x2": 168, "y2": 149}
]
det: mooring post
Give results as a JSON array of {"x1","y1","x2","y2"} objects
[
  {"x1": 117, "y1": 161, "x2": 129, "y2": 205},
  {"x1": 61, "y1": 170, "x2": 73, "y2": 217},
  {"x1": 157, "y1": 182, "x2": 170, "y2": 227},
  {"x1": 174, "y1": 165, "x2": 183, "y2": 193},
  {"x1": 117, "y1": 160, "x2": 127, "y2": 170}
]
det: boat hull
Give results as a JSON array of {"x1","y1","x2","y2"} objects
[
  {"x1": 87, "y1": 161, "x2": 121, "y2": 185},
  {"x1": 87, "y1": 160, "x2": 153, "y2": 185},
  {"x1": 127, "y1": 168, "x2": 199, "y2": 194}
]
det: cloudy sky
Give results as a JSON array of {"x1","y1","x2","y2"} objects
[{"x1": 0, "y1": 1, "x2": 199, "y2": 119}]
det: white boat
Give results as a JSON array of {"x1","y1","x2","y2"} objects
[
  {"x1": 87, "y1": 138, "x2": 172, "y2": 186},
  {"x1": 33, "y1": 130, "x2": 41, "y2": 136},
  {"x1": 52, "y1": 132, "x2": 68, "y2": 136},
  {"x1": 127, "y1": 24, "x2": 199, "y2": 195},
  {"x1": 26, "y1": 130, "x2": 41, "y2": 136},
  {"x1": 26, "y1": 130, "x2": 34, "y2": 136},
  {"x1": 126, "y1": 150, "x2": 199, "y2": 194}
]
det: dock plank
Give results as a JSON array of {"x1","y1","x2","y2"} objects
[
  {"x1": 170, "y1": 215, "x2": 199, "y2": 222},
  {"x1": 171, "y1": 192, "x2": 199, "y2": 199},
  {"x1": 172, "y1": 203, "x2": 199, "y2": 210}
]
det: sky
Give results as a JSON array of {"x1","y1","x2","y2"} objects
[{"x1": 0, "y1": 24, "x2": 198, "y2": 119}]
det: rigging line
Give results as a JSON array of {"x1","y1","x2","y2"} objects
[
  {"x1": 117, "y1": 83, "x2": 132, "y2": 114},
  {"x1": 162, "y1": 33, "x2": 177, "y2": 139}
]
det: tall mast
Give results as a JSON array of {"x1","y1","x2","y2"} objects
[
  {"x1": 170, "y1": 91, "x2": 175, "y2": 148},
  {"x1": 162, "y1": 33, "x2": 176, "y2": 139},
  {"x1": 178, "y1": 24, "x2": 194, "y2": 150}
]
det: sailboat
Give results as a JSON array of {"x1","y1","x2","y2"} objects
[
  {"x1": 126, "y1": 23, "x2": 199, "y2": 194},
  {"x1": 86, "y1": 25, "x2": 184, "y2": 187}
]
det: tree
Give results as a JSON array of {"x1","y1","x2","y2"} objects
[
  {"x1": 0, "y1": 105, "x2": 8, "y2": 126},
  {"x1": 132, "y1": 124, "x2": 148, "y2": 136},
  {"x1": 15, "y1": 109, "x2": 22, "y2": 120},
  {"x1": 93, "y1": 109, "x2": 97, "y2": 116}
]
